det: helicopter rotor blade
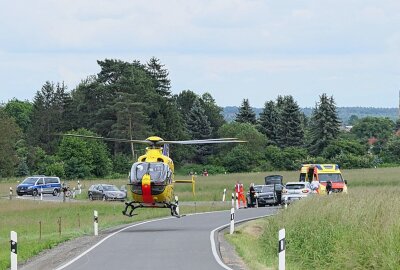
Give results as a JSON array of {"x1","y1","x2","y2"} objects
[
  {"x1": 156, "y1": 139, "x2": 247, "y2": 145},
  {"x1": 61, "y1": 134, "x2": 154, "y2": 145},
  {"x1": 59, "y1": 134, "x2": 247, "y2": 145}
]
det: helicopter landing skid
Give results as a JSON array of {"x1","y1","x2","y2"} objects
[{"x1": 122, "y1": 201, "x2": 141, "y2": 217}]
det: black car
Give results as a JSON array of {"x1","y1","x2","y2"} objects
[{"x1": 247, "y1": 184, "x2": 284, "y2": 207}]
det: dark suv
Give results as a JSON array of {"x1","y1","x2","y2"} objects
[{"x1": 264, "y1": 175, "x2": 283, "y2": 205}]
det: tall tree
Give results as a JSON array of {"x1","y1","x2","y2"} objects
[
  {"x1": 110, "y1": 92, "x2": 149, "y2": 157},
  {"x1": 4, "y1": 99, "x2": 33, "y2": 133},
  {"x1": 27, "y1": 81, "x2": 70, "y2": 153},
  {"x1": 174, "y1": 90, "x2": 198, "y2": 122},
  {"x1": 276, "y1": 95, "x2": 304, "y2": 148},
  {"x1": 187, "y1": 99, "x2": 212, "y2": 163},
  {"x1": 308, "y1": 93, "x2": 341, "y2": 155},
  {"x1": 146, "y1": 57, "x2": 171, "y2": 97},
  {"x1": 235, "y1": 98, "x2": 256, "y2": 124},
  {"x1": 257, "y1": 100, "x2": 278, "y2": 145},
  {"x1": 200, "y1": 93, "x2": 225, "y2": 138}
]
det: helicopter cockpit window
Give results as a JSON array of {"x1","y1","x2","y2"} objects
[{"x1": 131, "y1": 162, "x2": 169, "y2": 184}]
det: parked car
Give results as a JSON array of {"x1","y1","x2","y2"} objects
[
  {"x1": 247, "y1": 184, "x2": 284, "y2": 207},
  {"x1": 282, "y1": 182, "x2": 312, "y2": 203},
  {"x1": 88, "y1": 184, "x2": 126, "y2": 201},
  {"x1": 16, "y1": 176, "x2": 61, "y2": 196}
]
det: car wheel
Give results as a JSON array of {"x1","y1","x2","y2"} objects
[
  {"x1": 17, "y1": 193, "x2": 23, "y2": 196},
  {"x1": 89, "y1": 194, "x2": 93, "y2": 201},
  {"x1": 32, "y1": 189, "x2": 38, "y2": 197},
  {"x1": 52, "y1": 189, "x2": 59, "y2": 196}
]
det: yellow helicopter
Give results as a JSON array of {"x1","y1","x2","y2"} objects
[{"x1": 62, "y1": 134, "x2": 245, "y2": 217}]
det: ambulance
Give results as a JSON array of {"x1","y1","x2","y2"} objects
[{"x1": 299, "y1": 164, "x2": 347, "y2": 194}]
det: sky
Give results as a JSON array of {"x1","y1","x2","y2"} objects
[{"x1": 1, "y1": 0, "x2": 400, "y2": 108}]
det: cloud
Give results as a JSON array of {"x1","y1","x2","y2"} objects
[{"x1": 1, "y1": 0, "x2": 400, "y2": 108}]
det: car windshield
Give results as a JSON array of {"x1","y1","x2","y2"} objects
[
  {"x1": 261, "y1": 186, "x2": 275, "y2": 192},
  {"x1": 319, "y1": 173, "x2": 343, "y2": 183},
  {"x1": 286, "y1": 184, "x2": 306, "y2": 190},
  {"x1": 22, "y1": 177, "x2": 39, "y2": 184},
  {"x1": 103, "y1": 185, "x2": 119, "y2": 191},
  {"x1": 131, "y1": 162, "x2": 169, "y2": 183}
]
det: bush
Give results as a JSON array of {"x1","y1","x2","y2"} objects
[
  {"x1": 45, "y1": 161, "x2": 66, "y2": 178},
  {"x1": 333, "y1": 153, "x2": 374, "y2": 169},
  {"x1": 264, "y1": 146, "x2": 307, "y2": 170}
]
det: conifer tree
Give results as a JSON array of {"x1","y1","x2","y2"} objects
[
  {"x1": 200, "y1": 93, "x2": 225, "y2": 137},
  {"x1": 146, "y1": 57, "x2": 171, "y2": 97},
  {"x1": 187, "y1": 99, "x2": 212, "y2": 163},
  {"x1": 276, "y1": 95, "x2": 304, "y2": 148},
  {"x1": 27, "y1": 81, "x2": 70, "y2": 153},
  {"x1": 235, "y1": 98, "x2": 256, "y2": 124},
  {"x1": 257, "y1": 100, "x2": 278, "y2": 145},
  {"x1": 308, "y1": 93, "x2": 341, "y2": 155}
]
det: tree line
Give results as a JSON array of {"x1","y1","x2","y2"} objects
[{"x1": 1, "y1": 57, "x2": 400, "y2": 179}]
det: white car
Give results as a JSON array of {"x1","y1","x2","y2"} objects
[{"x1": 282, "y1": 182, "x2": 312, "y2": 203}]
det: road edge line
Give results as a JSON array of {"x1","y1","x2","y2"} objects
[{"x1": 210, "y1": 213, "x2": 275, "y2": 270}]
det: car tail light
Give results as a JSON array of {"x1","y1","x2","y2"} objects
[{"x1": 302, "y1": 190, "x2": 309, "y2": 193}]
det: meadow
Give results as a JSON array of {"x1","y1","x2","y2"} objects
[
  {"x1": 226, "y1": 167, "x2": 400, "y2": 270},
  {"x1": 0, "y1": 167, "x2": 399, "y2": 270}
]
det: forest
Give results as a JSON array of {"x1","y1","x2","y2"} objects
[{"x1": 1, "y1": 58, "x2": 400, "y2": 179}]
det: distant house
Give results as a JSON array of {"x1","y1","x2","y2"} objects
[
  {"x1": 368, "y1": 137, "x2": 378, "y2": 145},
  {"x1": 340, "y1": 125, "x2": 353, "y2": 132}
]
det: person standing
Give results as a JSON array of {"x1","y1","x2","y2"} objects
[
  {"x1": 238, "y1": 182, "x2": 246, "y2": 208},
  {"x1": 249, "y1": 183, "x2": 256, "y2": 207},
  {"x1": 326, "y1": 180, "x2": 333, "y2": 195}
]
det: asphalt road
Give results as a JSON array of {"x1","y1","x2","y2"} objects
[
  {"x1": 55, "y1": 207, "x2": 278, "y2": 270},
  {"x1": 15, "y1": 191, "x2": 82, "y2": 202}
]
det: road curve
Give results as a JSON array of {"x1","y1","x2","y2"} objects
[{"x1": 56, "y1": 207, "x2": 277, "y2": 270}]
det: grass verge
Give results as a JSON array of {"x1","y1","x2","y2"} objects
[
  {"x1": 226, "y1": 167, "x2": 400, "y2": 270},
  {"x1": 0, "y1": 200, "x2": 229, "y2": 270}
]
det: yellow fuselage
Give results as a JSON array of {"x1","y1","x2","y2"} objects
[{"x1": 128, "y1": 147, "x2": 175, "y2": 204}]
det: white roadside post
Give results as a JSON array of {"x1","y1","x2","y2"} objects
[
  {"x1": 231, "y1": 193, "x2": 234, "y2": 208},
  {"x1": 229, "y1": 208, "x2": 235, "y2": 234},
  {"x1": 235, "y1": 192, "x2": 239, "y2": 210},
  {"x1": 175, "y1": 195, "x2": 180, "y2": 216},
  {"x1": 40, "y1": 187, "x2": 43, "y2": 201},
  {"x1": 279, "y1": 228, "x2": 286, "y2": 270},
  {"x1": 255, "y1": 194, "x2": 258, "y2": 208},
  {"x1": 9, "y1": 187, "x2": 13, "y2": 200},
  {"x1": 284, "y1": 197, "x2": 288, "y2": 209},
  {"x1": 10, "y1": 231, "x2": 17, "y2": 270},
  {"x1": 94, "y1": 210, "x2": 98, "y2": 236},
  {"x1": 222, "y1": 188, "x2": 226, "y2": 202}
]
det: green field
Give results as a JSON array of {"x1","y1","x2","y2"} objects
[
  {"x1": 226, "y1": 167, "x2": 400, "y2": 270},
  {"x1": 0, "y1": 167, "x2": 399, "y2": 270}
]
